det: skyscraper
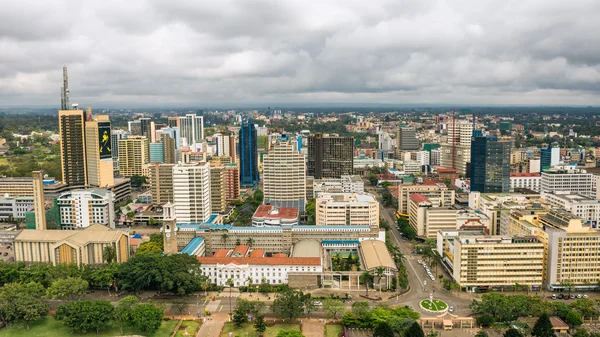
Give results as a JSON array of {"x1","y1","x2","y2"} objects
[
  {"x1": 239, "y1": 119, "x2": 259, "y2": 186},
  {"x1": 263, "y1": 141, "x2": 307, "y2": 210},
  {"x1": 209, "y1": 163, "x2": 227, "y2": 213},
  {"x1": 179, "y1": 113, "x2": 204, "y2": 149},
  {"x1": 540, "y1": 142, "x2": 560, "y2": 169},
  {"x1": 139, "y1": 118, "x2": 154, "y2": 142},
  {"x1": 59, "y1": 109, "x2": 87, "y2": 186},
  {"x1": 150, "y1": 163, "x2": 174, "y2": 204},
  {"x1": 307, "y1": 133, "x2": 353, "y2": 179},
  {"x1": 440, "y1": 119, "x2": 473, "y2": 176},
  {"x1": 161, "y1": 133, "x2": 177, "y2": 164},
  {"x1": 111, "y1": 130, "x2": 131, "y2": 173},
  {"x1": 470, "y1": 134, "x2": 512, "y2": 193},
  {"x1": 118, "y1": 136, "x2": 149, "y2": 177},
  {"x1": 85, "y1": 113, "x2": 114, "y2": 188},
  {"x1": 396, "y1": 126, "x2": 419, "y2": 156},
  {"x1": 173, "y1": 162, "x2": 212, "y2": 222}
]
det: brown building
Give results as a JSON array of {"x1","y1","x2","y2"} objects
[
  {"x1": 307, "y1": 133, "x2": 354, "y2": 179},
  {"x1": 59, "y1": 109, "x2": 87, "y2": 186},
  {"x1": 150, "y1": 163, "x2": 174, "y2": 204},
  {"x1": 210, "y1": 164, "x2": 227, "y2": 213},
  {"x1": 161, "y1": 133, "x2": 177, "y2": 164},
  {"x1": 224, "y1": 163, "x2": 240, "y2": 202}
]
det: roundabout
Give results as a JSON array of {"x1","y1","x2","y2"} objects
[{"x1": 419, "y1": 299, "x2": 448, "y2": 313}]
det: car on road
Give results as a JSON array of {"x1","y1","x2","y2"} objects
[
  {"x1": 313, "y1": 301, "x2": 323, "y2": 306},
  {"x1": 551, "y1": 294, "x2": 557, "y2": 300},
  {"x1": 557, "y1": 294, "x2": 564, "y2": 299},
  {"x1": 584, "y1": 294, "x2": 589, "y2": 299},
  {"x1": 570, "y1": 295, "x2": 576, "y2": 299},
  {"x1": 431, "y1": 277, "x2": 436, "y2": 281},
  {"x1": 577, "y1": 294, "x2": 582, "y2": 298},
  {"x1": 418, "y1": 260, "x2": 423, "y2": 264},
  {"x1": 449, "y1": 306, "x2": 454, "y2": 313}
]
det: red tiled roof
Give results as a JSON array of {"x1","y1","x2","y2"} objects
[
  {"x1": 213, "y1": 249, "x2": 230, "y2": 258},
  {"x1": 249, "y1": 249, "x2": 265, "y2": 257},
  {"x1": 422, "y1": 179, "x2": 443, "y2": 185},
  {"x1": 377, "y1": 174, "x2": 400, "y2": 180},
  {"x1": 273, "y1": 253, "x2": 288, "y2": 258},
  {"x1": 232, "y1": 245, "x2": 250, "y2": 256},
  {"x1": 197, "y1": 256, "x2": 321, "y2": 266},
  {"x1": 435, "y1": 166, "x2": 457, "y2": 173},
  {"x1": 510, "y1": 173, "x2": 540, "y2": 177},
  {"x1": 410, "y1": 193, "x2": 430, "y2": 203},
  {"x1": 253, "y1": 205, "x2": 299, "y2": 219}
]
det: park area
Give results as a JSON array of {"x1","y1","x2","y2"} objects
[
  {"x1": 220, "y1": 323, "x2": 301, "y2": 337},
  {"x1": 174, "y1": 320, "x2": 200, "y2": 337},
  {"x1": 420, "y1": 299, "x2": 448, "y2": 312},
  {"x1": 326, "y1": 324, "x2": 344, "y2": 337},
  {"x1": 0, "y1": 316, "x2": 179, "y2": 337}
]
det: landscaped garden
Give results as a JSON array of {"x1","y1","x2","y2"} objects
[
  {"x1": 175, "y1": 320, "x2": 201, "y2": 337},
  {"x1": 326, "y1": 324, "x2": 344, "y2": 337},
  {"x1": 0, "y1": 316, "x2": 179, "y2": 337},
  {"x1": 420, "y1": 299, "x2": 448, "y2": 312},
  {"x1": 220, "y1": 323, "x2": 301, "y2": 337},
  {"x1": 331, "y1": 252, "x2": 360, "y2": 271}
]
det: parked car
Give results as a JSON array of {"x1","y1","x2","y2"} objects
[
  {"x1": 418, "y1": 260, "x2": 423, "y2": 264},
  {"x1": 577, "y1": 294, "x2": 582, "y2": 298},
  {"x1": 557, "y1": 294, "x2": 564, "y2": 299},
  {"x1": 313, "y1": 301, "x2": 323, "y2": 306},
  {"x1": 583, "y1": 294, "x2": 589, "y2": 299},
  {"x1": 449, "y1": 306, "x2": 454, "y2": 313},
  {"x1": 570, "y1": 295, "x2": 576, "y2": 299},
  {"x1": 551, "y1": 294, "x2": 557, "y2": 299}
]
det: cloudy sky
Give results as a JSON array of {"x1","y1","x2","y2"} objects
[{"x1": 1, "y1": 0, "x2": 599, "y2": 107}]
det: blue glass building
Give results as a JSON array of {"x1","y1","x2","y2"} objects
[
  {"x1": 470, "y1": 133, "x2": 511, "y2": 193},
  {"x1": 239, "y1": 119, "x2": 259, "y2": 186}
]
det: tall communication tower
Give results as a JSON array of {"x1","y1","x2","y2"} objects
[{"x1": 60, "y1": 66, "x2": 70, "y2": 110}]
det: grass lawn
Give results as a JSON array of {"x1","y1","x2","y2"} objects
[
  {"x1": 220, "y1": 323, "x2": 301, "y2": 337},
  {"x1": 420, "y1": 299, "x2": 448, "y2": 312},
  {"x1": 326, "y1": 324, "x2": 344, "y2": 337},
  {"x1": 175, "y1": 320, "x2": 200, "y2": 337},
  {"x1": 0, "y1": 316, "x2": 179, "y2": 337}
]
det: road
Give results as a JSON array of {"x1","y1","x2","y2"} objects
[{"x1": 370, "y1": 185, "x2": 474, "y2": 316}]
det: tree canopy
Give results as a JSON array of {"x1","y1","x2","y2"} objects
[
  {"x1": 55, "y1": 300, "x2": 115, "y2": 334},
  {"x1": 271, "y1": 287, "x2": 304, "y2": 322}
]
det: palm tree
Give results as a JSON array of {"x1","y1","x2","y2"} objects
[
  {"x1": 362, "y1": 271, "x2": 374, "y2": 297},
  {"x1": 226, "y1": 278, "x2": 234, "y2": 316},
  {"x1": 103, "y1": 245, "x2": 117, "y2": 263},
  {"x1": 246, "y1": 237, "x2": 255, "y2": 247},
  {"x1": 246, "y1": 276, "x2": 253, "y2": 288},
  {"x1": 375, "y1": 267, "x2": 386, "y2": 287},
  {"x1": 221, "y1": 233, "x2": 229, "y2": 248}
]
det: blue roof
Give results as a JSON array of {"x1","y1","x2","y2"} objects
[
  {"x1": 132, "y1": 234, "x2": 142, "y2": 239},
  {"x1": 210, "y1": 224, "x2": 232, "y2": 230},
  {"x1": 231, "y1": 227, "x2": 282, "y2": 231},
  {"x1": 180, "y1": 237, "x2": 204, "y2": 255},
  {"x1": 207, "y1": 214, "x2": 218, "y2": 224},
  {"x1": 293, "y1": 225, "x2": 371, "y2": 230}
]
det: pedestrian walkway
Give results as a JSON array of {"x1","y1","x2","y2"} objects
[{"x1": 301, "y1": 319, "x2": 326, "y2": 337}]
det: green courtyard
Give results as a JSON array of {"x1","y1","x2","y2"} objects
[
  {"x1": 420, "y1": 299, "x2": 448, "y2": 312},
  {"x1": 220, "y1": 323, "x2": 301, "y2": 337}
]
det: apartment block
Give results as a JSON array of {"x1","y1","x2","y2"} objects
[
  {"x1": 118, "y1": 136, "x2": 149, "y2": 177},
  {"x1": 56, "y1": 189, "x2": 115, "y2": 230},
  {"x1": 540, "y1": 166, "x2": 594, "y2": 198},
  {"x1": 307, "y1": 133, "x2": 354, "y2": 179},
  {"x1": 173, "y1": 162, "x2": 212, "y2": 223},
  {"x1": 397, "y1": 182, "x2": 455, "y2": 213},
  {"x1": 58, "y1": 109, "x2": 87, "y2": 186},
  {"x1": 315, "y1": 192, "x2": 379, "y2": 228},
  {"x1": 210, "y1": 164, "x2": 227, "y2": 213},
  {"x1": 149, "y1": 163, "x2": 174, "y2": 204},
  {"x1": 541, "y1": 191, "x2": 600, "y2": 226},
  {"x1": 224, "y1": 164, "x2": 240, "y2": 202},
  {"x1": 437, "y1": 230, "x2": 544, "y2": 290},
  {"x1": 85, "y1": 114, "x2": 114, "y2": 188},
  {"x1": 510, "y1": 173, "x2": 541, "y2": 192},
  {"x1": 263, "y1": 141, "x2": 306, "y2": 210},
  {"x1": 0, "y1": 196, "x2": 34, "y2": 222}
]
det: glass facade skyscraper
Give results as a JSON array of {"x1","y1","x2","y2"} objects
[
  {"x1": 470, "y1": 134, "x2": 511, "y2": 193},
  {"x1": 239, "y1": 119, "x2": 259, "y2": 186}
]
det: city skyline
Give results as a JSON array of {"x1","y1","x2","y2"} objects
[{"x1": 1, "y1": 1, "x2": 600, "y2": 107}]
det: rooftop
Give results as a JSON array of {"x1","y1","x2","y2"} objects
[
  {"x1": 253, "y1": 205, "x2": 299, "y2": 219},
  {"x1": 291, "y1": 240, "x2": 321, "y2": 258},
  {"x1": 180, "y1": 237, "x2": 204, "y2": 255},
  {"x1": 359, "y1": 240, "x2": 396, "y2": 271},
  {"x1": 510, "y1": 173, "x2": 540, "y2": 177},
  {"x1": 197, "y1": 256, "x2": 321, "y2": 266},
  {"x1": 410, "y1": 193, "x2": 431, "y2": 203}
]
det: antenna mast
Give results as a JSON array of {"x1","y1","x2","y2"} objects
[{"x1": 60, "y1": 66, "x2": 70, "y2": 110}]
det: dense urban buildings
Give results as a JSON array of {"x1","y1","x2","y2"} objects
[
  {"x1": 85, "y1": 114, "x2": 114, "y2": 188},
  {"x1": 149, "y1": 163, "x2": 174, "y2": 204},
  {"x1": 541, "y1": 166, "x2": 594, "y2": 197},
  {"x1": 307, "y1": 133, "x2": 354, "y2": 179}
]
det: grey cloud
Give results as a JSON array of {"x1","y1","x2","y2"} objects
[{"x1": 0, "y1": 0, "x2": 600, "y2": 107}]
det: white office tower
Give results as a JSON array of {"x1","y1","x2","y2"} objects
[
  {"x1": 179, "y1": 114, "x2": 204, "y2": 149},
  {"x1": 263, "y1": 141, "x2": 306, "y2": 210},
  {"x1": 378, "y1": 132, "x2": 394, "y2": 151},
  {"x1": 57, "y1": 189, "x2": 115, "y2": 229},
  {"x1": 173, "y1": 162, "x2": 212, "y2": 223},
  {"x1": 415, "y1": 151, "x2": 430, "y2": 166},
  {"x1": 541, "y1": 166, "x2": 594, "y2": 198}
]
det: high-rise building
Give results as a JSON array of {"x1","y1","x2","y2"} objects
[
  {"x1": 470, "y1": 134, "x2": 512, "y2": 193},
  {"x1": 378, "y1": 132, "x2": 394, "y2": 151},
  {"x1": 214, "y1": 133, "x2": 237, "y2": 162},
  {"x1": 167, "y1": 116, "x2": 180, "y2": 128},
  {"x1": 161, "y1": 133, "x2": 177, "y2": 164},
  {"x1": 210, "y1": 164, "x2": 227, "y2": 213},
  {"x1": 307, "y1": 133, "x2": 353, "y2": 179},
  {"x1": 58, "y1": 109, "x2": 87, "y2": 186},
  {"x1": 179, "y1": 113, "x2": 204, "y2": 148},
  {"x1": 149, "y1": 142, "x2": 164, "y2": 163},
  {"x1": 395, "y1": 126, "x2": 419, "y2": 156},
  {"x1": 32, "y1": 171, "x2": 46, "y2": 230},
  {"x1": 111, "y1": 130, "x2": 131, "y2": 173},
  {"x1": 150, "y1": 163, "x2": 174, "y2": 204},
  {"x1": 139, "y1": 118, "x2": 154, "y2": 142},
  {"x1": 263, "y1": 141, "x2": 306, "y2": 210},
  {"x1": 440, "y1": 119, "x2": 473, "y2": 176},
  {"x1": 173, "y1": 162, "x2": 212, "y2": 222},
  {"x1": 239, "y1": 119, "x2": 259, "y2": 186},
  {"x1": 85, "y1": 113, "x2": 114, "y2": 188},
  {"x1": 117, "y1": 136, "x2": 149, "y2": 177},
  {"x1": 540, "y1": 142, "x2": 560, "y2": 169},
  {"x1": 225, "y1": 163, "x2": 240, "y2": 202},
  {"x1": 315, "y1": 192, "x2": 379, "y2": 228},
  {"x1": 540, "y1": 166, "x2": 594, "y2": 197},
  {"x1": 57, "y1": 189, "x2": 115, "y2": 230}
]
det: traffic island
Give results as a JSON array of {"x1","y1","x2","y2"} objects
[{"x1": 419, "y1": 299, "x2": 448, "y2": 313}]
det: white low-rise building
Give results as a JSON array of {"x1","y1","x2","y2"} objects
[
  {"x1": 316, "y1": 192, "x2": 379, "y2": 228},
  {"x1": 0, "y1": 196, "x2": 34, "y2": 222},
  {"x1": 541, "y1": 191, "x2": 600, "y2": 226},
  {"x1": 198, "y1": 244, "x2": 322, "y2": 287},
  {"x1": 510, "y1": 173, "x2": 541, "y2": 192},
  {"x1": 541, "y1": 166, "x2": 594, "y2": 197}
]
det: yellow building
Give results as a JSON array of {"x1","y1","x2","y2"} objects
[
  {"x1": 118, "y1": 136, "x2": 149, "y2": 177},
  {"x1": 316, "y1": 192, "x2": 379, "y2": 228},
  {"x1": 85, "y1": 113, "x2": 114, "y2": 188},
  {"x1": 397, "y1": 182, "x2": 455, "y2": 213},
  {"x1": 438, "y1": 229, "x2": 544, "y2": 290},
  {"x1": 209, "y1": 164, "x2": 227, "y2": 213},
  {"x1": 150, "y1": 163, "x2": 174, "y2": 204},
  {"x1": 14, "y1": 225, "x2": 129, "y2": 266}
]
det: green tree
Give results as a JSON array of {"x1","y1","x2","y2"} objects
[
  {"x1": 221, "y1": 233, "x2": 229, "y2": 247},
  {"x1": 254, "y1": 315, "x2": 267, "y2": 335},
  {"x1": 130, "y1": 303, "x2": 164, "y2": 334},
  {"x1": 532, "y1": 314, "x2": 556, "y2": 337},
  {"x1": 302, "y1": 293, "x2": 317, "y2": 317},
  {"x1": 226, "y1": 278, "x2": 234, "y2": 315},
  {"x1": 368, "y1": 172, "x2": 378, "y2": 186},
  {"x1": 102, "y1": 245, "x2": 117, "y2": 263},
  {"x1": 271, "y1": 287, "x2": 304, "y2": 322},
  {"x1": 130, "y1": 175, "x2": 147, "y2": 188},
  {"x1": 476, "y1": 314, "x2": 495, "y2": 327},
  {"x1": 233, "y1": 309, "x2": 246, "y2": 327},
  {"x1": 570, "y1": 298, "x2": 599, "y2": 319},
  {"x1": 114, "y1": 295, "x2": 139, "y2": 334},
  {"x1": 276, "y1": 330, "x2": 305, "y2": 337},
  {"x1": 323, "y1": 298, "x2": 344, "y2": 319},
  {"x1": 304, "y1": 199, "x2": 316, "y2": 225},
  {"x1": 565, "y1": 310, "x2": 584, "y2": 328},
  {"x1": 475, "y1": 331, "x2": 489, "y2": 337},
  {"x1": 351, "y1": 301, "x2": 370, "y2": 317},
  {"x1": 0, "y1": 282, "x2": 49, "y2": 329},
  {"x1": 246, "y1": 237, "x2": 255, "y2": 247},
  {"x1": 46, "y1": 277, "x2": 88, "y2": 301},
  {"x1": 504, "y1": 328, "x2": 524, "y2": 337},
  {"x1": 405, "y1": 321, "x2": 425, "y2": 337},
  {"x1": 149, "y1": 232, "x2": 164, "y2": 250},
  {"x1": 574, "y1": 329, "x2": 590, "y2": 337},
  {"x1": 374, "y1": 322, "x2": 395, "y2": 337},
  {"x1": 136, "y1": 241, "x2": 163, "y2": 255},
  {"x1": 361, "y1": 271, "x2": 374, "y2": 297},
  {"x1": 374, "y1": 266, "x2": 386, "y2": 287},
  {"x1": 55, "y1": 300, "x2": 115, "y2": 334}
]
